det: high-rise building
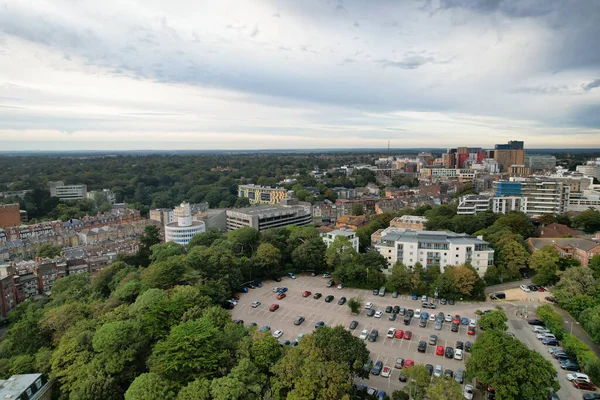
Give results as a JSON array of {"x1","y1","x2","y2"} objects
[
  {"x1": 576, "y1": 159, "x2": 600, "y2": 181},
  {"x1": 49, "y1": 181, "x2": 87, "y2": 201},
  {"x1": 493, "y1": 141, "x2": 525, "y2": 171},
  {"x1": 237, "y1": 184, "x2": 293, "y2": 205},
  {"x1": 226, "y1": 200, "x2": 312, "y2": 231},
  {"x1": 525, "y1": 155, "x2": 557, "y2": 170},
  {"x1": 0, "y1": 204, "x2": 21, "y2": 229},
  {"x1": 164, "y1": 202, "x2": 206, "y2": 245}
]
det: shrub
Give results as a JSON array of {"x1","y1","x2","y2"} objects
[{"x1": 536, "y1": 305, "x2": 565, "y2": 340}]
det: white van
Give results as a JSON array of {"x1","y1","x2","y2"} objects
[{"x1": 379, "y1": 287, "x2": 386, "y2": 297}]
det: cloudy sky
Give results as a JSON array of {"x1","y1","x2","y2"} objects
[{"x1": 1, "y1": 0, "x2": 600, "y2": 151}]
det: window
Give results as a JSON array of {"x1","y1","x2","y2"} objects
[
  {"x1": 26, "y1": 388, "x2": 33, "y2": 397},
  {"x1": 35, "y1": 379, "x2": 42, "y2": 389}
]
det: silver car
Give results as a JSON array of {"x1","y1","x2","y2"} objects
[
  {"x1": 433, "y1": 364, "x2": 442, "y2": 377},
  {"x1": 434, "y1": 320, "x2": 443, "y2": 330}
]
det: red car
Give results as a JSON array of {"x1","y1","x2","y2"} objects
[
  {"x1": 395, "y1": 329, "x2": 404, "y2": 339},
  {"x1": 436, "y1": 345, "x2": 444, "y2": 356},
  {"x1": 404, "y1": 359, "x2": 414, "y2": 368},
  {"x1": 404, "y1": 331, "x2": 412, "y2": 340},
  {"x1": 468, "y1": 326, "x2": 476, "y2": 335},
  {"x1": 276, "y1": 292, "x2": 286, "y2": 300},
  {"x1": 232, "y1": 294, "x2": 240, "y2": 300},
  {"x1": 573, "y1": 379, "x2": 596, "y2": 390},
  {"x1": 302, "y1": 291, "x2": 312, "y2": 297},
  {"x1": 269, "y1": 304, "x2": 279, "y2": 312}
]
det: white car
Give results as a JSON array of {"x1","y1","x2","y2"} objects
[
  {"x1": 454, "y1": 349, "x2": 463, "y2": 360},
  {"x1": 537, "y1": 333, "x2": 556, "y2": 340},
  {"x1": 387, "y1": 328, "x2": 396, "y2": 338},
  {"x1": 469, "y1": 319, "x2": 476, "y2": 327},
  {"x1": 359, "y1": 329, "x2": 369, "y2": 340},
  {"x1": 375, "y1": 310, "x2": 384, "y2": 318},
  {"x1": 520, "y1": 284, "x2": 531, "y2": 292},
  {"x1": 433, "y1": 365, "x2": 442, "y2": 377},
  {"x1": 365, "y1": 302, "x2": 374, "y2": 310},
  {"x1": 251, "y1": 301, "x2": 261, "y2": 308},
  {"x1": 273, "y1": 330, "x2": 284, "y2": 339},
  {"x1": 230, "y1": 299, "x2": 238, "y2": 305},
  {"x1": 532, "y1": 326, "x2": 549, "y2": 333},
  {"x1": 566, "y1": 372, "x2": 590, "y2": 382},
  {"x1": 381, "y1": 366, "x2": 391, "y2": 378},
  {"x1": 548, "y1": 347, "x2": 564, "y2": 354},
  {"x1": 414, "y1": 309, "x2": 421, "y2": 319},
  {"x1": 429, "y1": 313, "x2": 436, "y2": 321},
  {"x1": 337, "y1": 283, "x2": 344, "y2": 290},
  {"x1": 367, "y1": 388, "x2": 378, "y2": 396},
  {"x1": 272, "y1": 287, "x2": 280, "y2": 293},
  {"x1": 463, "y1": 384, "x2": 474, "y2": 400},
  {"x1": 445, "y1": 314, "x2": 452, "y2": 322}
]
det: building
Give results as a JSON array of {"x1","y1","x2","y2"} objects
[
  {"x1": 149, "y1": 208, "x2": 174, "y2": 226},
  {"x1": 491, "y1": 196, "x2": 524, "y2": 214},
  {"x1": 49, "y1": 181, "x2": 87, "y2": 201},
  {"x1": 15, "y1": 272, "x2": 39, "y2": 303},
  {"x1": 390, "y1": 215, "x2": 428, "y2": 230},
  {"x1": 335, "y1": 215, "x2": 368, "y2": 230},
  {"x1": 576, "y1": 161, "x2": 600, "y2": 181},
  {"x1": 0, "y1": 204, "x2": 21, "y2": 228},
  {"x1": 237, "y1": 184, "x2": 292, "y2": 205},
  {"x1": 226, "y1": 200, "x2": 312, "y2": 231},
  {"x1": 526, "y1": 155, "x2": 557, "y2": 170},
  {"x1": 492, "y1": 140, "x2": 525, "y2": 171},
  {"x1": 0, "y1": 264, "x2": 17, "y2": 319},
  {"x1": 374, "y1": 229, "x2": 494, "y2": 276},
  {"x1": 507, "y1": 165, "x2": 532, "y2": 176},
  {"x1": 322, "y1": 228, "x2": 359, "y2": 252},
  {"x1": 174, "y1": 202, "x2": 208, "y2": 218},
  {"x1": 567, "y1": 196, "x2": 600, "y2": 212},
  {"x1": 164, "y1": 203, "x2": 206, "y2": 245},
  {"x1": 536, "y1": 223, "x2": 579, "y2": 238},
  {"x1": 457, "y1": 195, "x2": 492, "y2": 215},
  {"x1": 527, "y1": 238, "x2": 600, "y2": 267},
  {"x1": 192, "y1": 209, "x2": 228, "y2": 232},
  {"x1": 495, "y1": 180, "x2": 569, "y2": 215},
  {"x1": 0, "y1": 374, "x2": 52, "y2": 400},
  {"x1": 87, "y1": 189, "x2": 116, "y2": 205}
]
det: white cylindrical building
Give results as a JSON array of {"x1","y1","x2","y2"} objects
[{"x1": 164, "y1": 202, "x2": 206, "y2": 245}]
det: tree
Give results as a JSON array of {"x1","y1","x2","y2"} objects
[
  {"x1": 351, "y1": 203, "x2": 364, "y2": 216},
  {"x1": 493, "y1": 212, "x2": 535, "y2": 238},
  {"x1": 251, "y1": 335, "x2": 282, "y2": 373},
  {"x1": 573, "y1": 209, "x2": 600, "y2": 234},
  {"x1": 402, "y1": 364, "x2": 431, "y2": 400},
  {"x1": 233, "y1": 197, "x2": 250, "y2": 208},
  {"x1": 325, "y1": 236, "x2": 358, "y2": 270},
  {"x1": 553, "y1": 266, "x2": 597, "y2": 304},
  {"x1": 254, "y1": 243, "x2": 282, "y2": 278},
  {"x1": 210, "y1": 358, "x2": 266, "y2": 400},
  {"x1": 125, "y1": 373, "x2": 178, "y2": 400},
  {"x1": 347, "y1": 297, "x2": 362, "y2": 314},
  {"x1": 529, "y1": 246, "x2": 559, "y2": 286},
  {"x1": 49, "y1": 273, "x2": 94, "y2": 306},
  {"x1": 148, "y1": 317, "x2": 225, "y2": 383},
  {"x1": 388, "y1": 262, "x2": 412, "y2": 293},
  {"x1": 93, "y1": 261, "x2": 130, "y2": 297},
  {"x1": 535, "y1": 305, "x2": 565, "y2": 340},
  {"x1": 37, "y1": 243, "x2": 62, "y2": 258},
  {"x1": 426, "y1": 377, "x2": 463, "y2": 400},
  {"x1": 137, "y1": 225, "x2": 162, "y2": 267},
  {"x1": 478, "y1": 310, "x2": 508, "y2": 331},
  {"x1": 311, "y1": 326, "x2": 370, "y2": 379},
  {"x1": 466, "y1": 330, "x2": 559, "y2": 400},
  {"x1": 362, "y1": 249, "x2": 388, "y2": 271},
  {"x1": 291, "y1": 238, "x2": 327, "y2": 273},
  {"x1": 589, "y1": 254, "x2": 600, "y2": 279},
  {"x1": 228, "y1": 227, "x2": 260, "y2": 256},
  {"x1": 176, "y1": 378, "x2": 211, "y2": 400},
  {"x1": 186, "y1": 228, "x2": 223, "y2": 250},
  {"x1": 92, "y1": 320, "x2": 144, "y2": 374},
  {"x1": 150, "y1": 242, "x2": 186, "y2": 263},
  {"x1": 140, "y1": 258, "x2": 189, "y2": 291},
  {"x1": 445, "y1": 265, "x2": 479, "y2": 297},
  {"x1": 391, "y1": 390, "x2": 410, "y2": 400},
  {"x1": 497, "y1": 239, "x2": 529, "y2": 279}
]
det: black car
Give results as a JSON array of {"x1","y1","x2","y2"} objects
[
  {"x1": 313, "y1": 293, "x2": 322, "y2": 299},
  {"x1": 527, "y1": 319, "x2": 544, "y2": 326},
  {"x1": 465, "y1": 341, "x2": 473, "y2": 352},
  {"x1": 403, "y1": 315, "x2": 412, "y2": 325},
  {"x1": 529, "y1": 285, "x2": 538, "y2": 291},
  {"x1": 274, "y1": 277, "x2": 282, "y2": 282},
  {"x1": 543, "y1": 339, "x2": 560, "y2": 346},
  {"x1": 393, "y1": 305, "x2": 400, "y2": 314},
  {"x1": 398, "y1": 371, "x2": 407, "y2": 382},
  {"x1": 417, "y1": 341, "x2": 427, "y2": 353},
  {"x1": 429, "y1": 335, "x2": 438, "y2": 345},
  {"x1": 294, "y1": 317, "x2": 305, "y2": 325},
  {"x1": 338, "y1": 297, "x2": 347, "y2": 305},
  {"x1": 366, "y1": 309, "x2": 376, "y2": 317},
  {"x1": 233, "y1": 319, "x2": 244, "y2": 324},
  {"x1": 371, "y1": 360, "x2": 383, "y2": 375},
  {"x1": 451, "y1": 322, "x2": 459, "y2": 332},
  {"x1": 389, "y1": 313, "x2": 397, "y2": 321},
  {"x1": 545, "y1": 296, "x2": 557, "y2": 303},
  {"x1": 444, "y1": 369, "x2": 453, "y2": 379},
  {"x1": 406, "y1": 309, "x2": 414, "y2": 318},
  {"x1": 521, "y1": 270, "x2": 529, "y2": 279},
  {"x1": 445, "y1": 347, "x2": 454, "y2": 358},
  {"x1": 583, "y1": 394, "x2": 600, "y2": 400},
  {"x1": 368, "y1": 329, "x2": 379, "y2": 342},
  {"x1": 349, "y1": 320, "x2": 359, "y2": 329},
  {"x1": 448, "y1": 298, "x2": 455, "y2": 305},
  {"x1": 385, "y1": 306, "x2": 393, "y2": 313},
  {"x1": 559, "y1": 360, "x2": 580, "y2": 371},
  {"x1": 325, "y1": 295, "x2": 334, "y2": 302},
  {"x1": 425, "y1": 364, "x2": 434, "y2": 376},
  {"x1": 363, "y1": 359, "x2": 373, "y2": 375},
  {"x1": 456, "y1": 341, "x2": 464, "y2": 350}
]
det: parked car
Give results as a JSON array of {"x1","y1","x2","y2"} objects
[
  {"x1": 371, "y1": 360, "x2": 383, "y2": 376},
  {"x1": 392, "y1": 291, "x2": 398, "y2": 298},
  {"x1": 294, "y1": 316, "x2": 305, "y2": 325},
  {"x1": 444, "y1": 369, "x2": 454, "y2": 379},
  {"x1": 566, "y1": 373, "x2": 590, "y2": 382},
  {"x1": 395, "y1": 329, "x2": 404, "y2": 339},
  {"x1": 414, "y1": 309, "x2": 421, "y2": 318},
  {"x1": 397, "y1": 371, "x2": 407, "y2": 382},
  {"x1": 269, "y1": 304, "x2": 279, "y2": 312},
  {"x1": 467, "y1": 326, "x2": 476, "y2": 335},
  {"x1": 560, "y1": 359, "x2": 581, "y2": 371},
  {"x1": 436, "y1": 345, "x2": 444, "y2": 356},
  {"x1": 389, "y1": 313, "x2": 398, "y2": 321},
  {"x1": 276, "y1": 292, "x2": 286, "y2": 300},
  {"x1": 393, "y1": 305, "x2": 400, "y2": 314},
  {"x1": 381, "y1": 366, "x2": 391, "y2": 378},
  {"x1": 455, "y1": 369, "x2": 464, "y2": 384},
  {"x1": 437, "y1": 312, "x2": 445, "y2": 321},
  {"x1": 375, "y1": 310, "x2": 384, "y2": 318},
  {"x1": 417, "y1": 341, "x2": 427, "y2": 352},
  {"x1": 404, "y1": 315, "x2": 412, "y2": 325},
  {"x1": 259, "y1": 325, "x2": 271, "y2": 332},
  {"x1": 395, "y1": 357, "x2": 405, "y2": 369},
  {"x1": 419, "y1": 318, "x2": 427, "y2": 327},
  {"x1": 422, "y1": 301, "x2": 437, "y2": 309},
  {"x1": 368, "y1": 329, "x2": 379, "y2": 342},
  {"x1": 440, "y1": 298, "x2": 447, "y2": 305},
  {"x1": 315, "y1": 321, "x2": 325, "y2": 328},
  {"x1": 435, "y1": 320, "x2": 443, "y2": 330},
  {"x1": 583, "y1": 394, "x2": 600, "y2": 400},
  {"x1": 445, "y1": 314, "x2": 453, "y2": 322},
  {"x1": 433, "y1": 364, "x2": 442, "y2": 377},
  {"x1": 463, "y1": 384, "x2": 474, "y2": 400},
  {"x1": 404, "y1": 359, "x2": 415, "y2": 368},
  {"x1": 251, "y1": 301, "x2": 261, "y2": 308},
  {"x1": 337, "y1": 283, "x2": 344, "y2": 290},
  {"x1": 366, "y1": 309, "x2": 376, "y2": 317},
  {"x1": 429, "y1": 334, "x2": 438, "y2": 345},
  {"x1": 365, "y1": 302, "x2": 374, "y2": 309},
  {"x1": 545, "y1": 296, "x2": 557, "y2": 303},
  {"x1": 404, "y1": 331, "x2": 413, "y2": 340},
  {"x1": 322, "y1": 273, "x2": 331, "y2": 278},
  {"x1": 451, "y1": 322, "x2": 459, "y2": 332},
  {"x1": 445, "y1": 347, "x2": 454, "y2": 358},
  {"x1": 537, "y1": 333, "x2": 556, "y2": 340},
  {"x1": 398, "y1": 307, "x2": 406, "y2": 316},
  {"x1": 359, "y1": 329, "x2": 369, "y2": 340},
  {"x1": 490, "y1": 292, "x2": 506, "y2": 300},
  {"x1": 326, "y1": 280, "x2": 334, "y2": 287},
  {"x1": 527, "y1": 319, "x2": 545, "y2": 326},
  {"x1": 429, "y1": 313, "x2": 436, "y2": 321},
  {"x1": 279, "y1": 339, "x2": 290, "y2": 346},
  {"x1": 288, "y1": 273, "x2": 296, "y2": 279},
  {"x1": 454, "y1": 349, "x2": 463, "y2": 360},
  {"x1": 573, "y1": 379, "x2": 596, "y2": 390},
  {"x1": 302, "y1": 291, "x2": 312, "y2": 297},
  {"x1": 542, "y1": 338, "x2": 560, "y2": 346},
  {"x1": 349, "y1": 320, "x2": 359, "y2": 330},
  {"x1": 461, "y1": 317, "x2": 469, "y2": 325},
  {"x1": 425, "y1": 364, "x2": 434, "y2": 376},
  {"x1": 520, "y1": 284, "x2": 531, "y2": 292},
  {"x1": 325, "y1": 295, "x2": 334, "y2": 302},
  {"x1": 313, "y1": 292, "x2": 322, "y2": 299},
  {"x1": 338, "y1": 297, "x2": 347, "y2": 305},
  {"x1": 465, "y1": 341, "x2": 473, "y2": 352},
  {"x1": 273, "y1": 330, "x2": 284, "y2": 338},
  {"x1": 387, "y1": 328, "x2": 396, "y2": 338},
  {"x1": 385, "y1": 306, "x2": 393, "y2": 313}
]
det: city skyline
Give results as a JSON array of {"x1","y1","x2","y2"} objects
[{"x1": 1, "y1": 0, "x2": 600, "y2": 150}]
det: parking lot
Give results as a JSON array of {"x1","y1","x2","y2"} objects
[{"x1": 230, "y1": 275, "x2": 483, "y2": 395}]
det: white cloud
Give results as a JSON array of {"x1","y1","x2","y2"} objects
[{"x1": 0, "y1": 0, "x2": 599, "y2": 150}]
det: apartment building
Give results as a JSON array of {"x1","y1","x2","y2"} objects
[
  {"x1": 0, "y1": 204, "x2": 20, "y2": 228},
  {"x1": 390, "y1": 215, "x2": 428, "y2": 230},
  {"x1": 527, "y1": 238, "x2": 600, "y2": 267},
  {"x1": 237, "y1": 184, "x2": 292, "y2": 205},
  {"x1": 526, "y1": 155, "x2": 557, "y2": 170},
  {"x1": 374, "y1": 229, "x2": 494, "y2": 276},
  {"x1": 0, "y1": 373, "x2": 52, "y2": 400},
  {"x1": 491, "y1": 140, "x2": 525, "y2": 171},
  {"x1": 226, "y1": 200, "x2": 312, "y2": 231},
  {"x1": 457, "y1": 195, "x2": 492, "y2": 215},
  {"x1": 322, "y1": 228, "x2": 360, "y2": 252},
  {"x1": 49, "y1": 181, "x2": 87, "y2": 201}
]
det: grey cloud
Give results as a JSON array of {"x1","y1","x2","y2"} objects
[
  {"x1": 582, "y1": 79, "x2": 600, "y2": 91},
  {"x1": 376, "y1": 53, "x2": 436, "y2": 69},
  {"x1": 509, "y1": 85, "x2": 577, "y2": 95},
  {"x1": 249, "y1": 25, "x2": 260, "y2": 37},
  {"x1": 273, "y1": 12, "x2": 280, "y2": 18},
  {"x1": 353, "y1": 21, "x2": 360, "y2": 28}
]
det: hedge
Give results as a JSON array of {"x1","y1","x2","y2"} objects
[{"x1": 536, "y1": 305, "x2": 565, "y2": 340}]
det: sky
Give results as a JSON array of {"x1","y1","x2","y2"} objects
[{"x1": 1, "y1": 0, "x2": 600, "y2": 151}]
